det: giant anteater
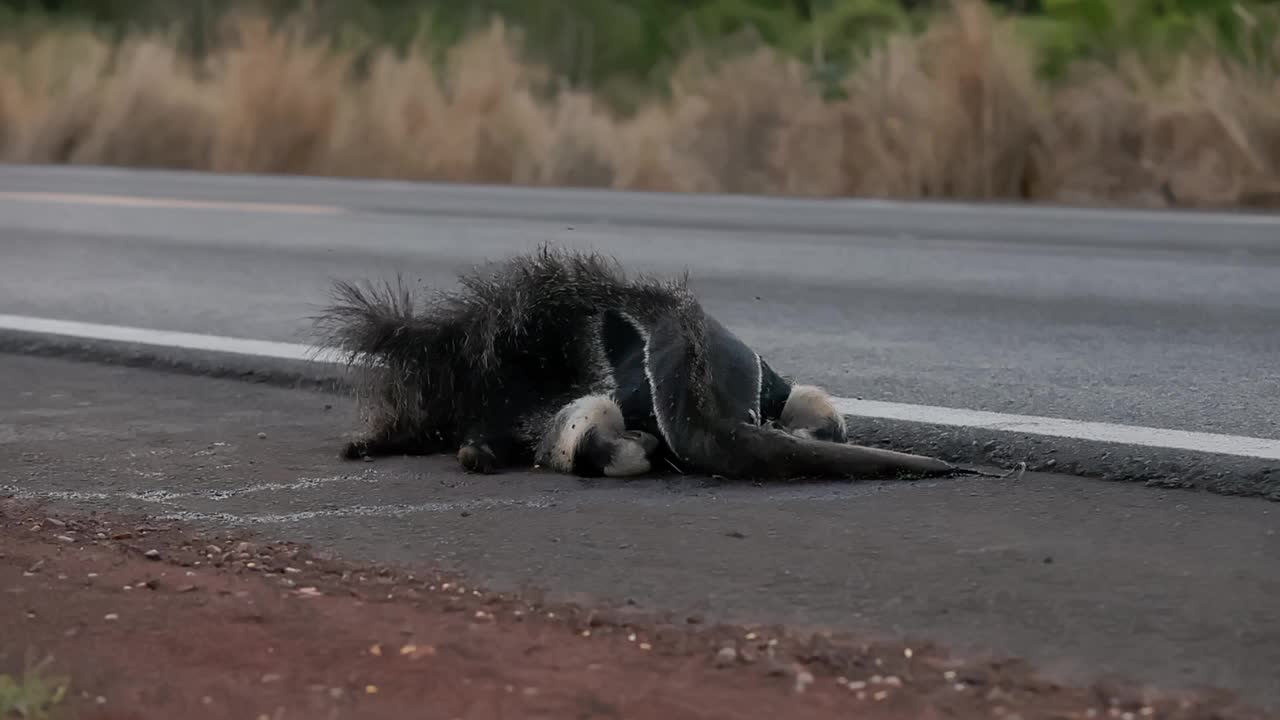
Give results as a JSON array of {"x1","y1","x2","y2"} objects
[{"x1": 315, "y1": 246, "x2": 961, "y2": 481}]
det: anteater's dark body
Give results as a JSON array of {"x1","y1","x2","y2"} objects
[{"x1": 315, "y1": 246, "x2": 955, "y2": 480}]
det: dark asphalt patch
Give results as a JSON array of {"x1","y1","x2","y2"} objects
[
  {"x1": 848, "y1": 417, "x2": 1280, "y2": 502},
  {"x1": 3, "y1": 329, "x2": 1277, "y2": 502},
  {"x1": 3, "y1": 352, "x2": 1279, "y2": 710}
]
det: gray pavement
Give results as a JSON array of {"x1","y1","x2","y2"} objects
[
  {"x1": 3, "y1": 354, "x2": 1278, "y2": 709},
  {"x1": 2, "y1": 165, "x2": 1279, "y2": 444},
  {"x1": 3, "y1": 164, "x2": 1280, "y2": 706}
]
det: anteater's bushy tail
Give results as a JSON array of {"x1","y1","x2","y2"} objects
[
  {"x1": 313, "y1": 276, "x2": 424, "y2": 370},
  {"x1": 312, "y1": 275, "x2": 454, "y2": 432},
  {"x1": 312, "y1": 244, "x2": 692, "y2": 434},
  {"x1": 313, "y1": 245, "x2": 688, "y2": 372}
]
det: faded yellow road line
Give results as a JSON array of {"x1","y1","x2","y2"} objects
[{"x1": 0, "y1": 190, "x2": 346, "y2": 216}]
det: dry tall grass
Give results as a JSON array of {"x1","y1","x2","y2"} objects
[{"x1": 2, "y1": 1, "x2": 1278, "y2": 208}]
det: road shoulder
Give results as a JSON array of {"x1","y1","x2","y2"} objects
[{"x1": 2, "y1": 499, "x2": 1265, "y2": 720}]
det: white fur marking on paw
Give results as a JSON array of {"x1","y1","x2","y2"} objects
[
  {"x1": 550, "y1": 395, "x2": 625, "y2": 472},
  {"x1": 604, "y1": 438, "x2": 652, "y2": 477}
]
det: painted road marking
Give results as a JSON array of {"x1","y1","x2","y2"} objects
[
  {"x1": 0, "y1": 314, "x2": 346, "y2": 365},
  {"x1": 831, "y1": 398, "x2": 1280, "y2": 462},
  {"x1": 0, "y1": 482, "x2": 558, "y2": 523},
  {"x1": 4, "y1": 313, "x2": 1280, "y2": 462},
  {"x1": 0, "y1": 191, "x2": 346, "y2": 216},
  {"x1": 155, "y1": 497, "x2": 562, "y2": 525},
  {"x1": 0, "y1": 480, "x2": 948, "y2": 525}
]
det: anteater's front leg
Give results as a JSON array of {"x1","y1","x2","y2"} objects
[
  {"x1": 341, "y1": 421, "x2": 450, "y2": 461},
  {"x1": 535, "y1": 394, "x2": 660, "y2": 478}
]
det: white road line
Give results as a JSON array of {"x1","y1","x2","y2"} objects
[
  {"x1": 4, "y1": 313, "x2": 1280, "y2": 462},
  {"x1": 0, "y1": 314, "x2": 346, "y2": 365},
  {"x1": 0, "y1": 191, "x2": 346, "y2": 215},
  {"x1": 0, "y1": 483, "x2": 557, "y2": 523},
  {"x1": 832, "y1": 399, "x2": 1280, "y2": 462},
  {"x1": 116, "y1": 473, "x2": 384, "y2": 503},
  {"x1": 155, "y1": 497, "x2": 561, "y2": 525}
]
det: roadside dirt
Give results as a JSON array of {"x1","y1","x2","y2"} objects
[{"x1": 0, "y1": 498, "x2": 1268, "y2": 720}]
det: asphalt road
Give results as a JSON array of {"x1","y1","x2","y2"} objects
[
  {"x1": 4, "y1": 354, "x2": 1278, "y2": 709},
  {"x1": 2, "y1": 164, "x2": 1279, "y2": 441},
  {"x1": 4, "y1": 166, "x2": 1280, "y2": 708}
]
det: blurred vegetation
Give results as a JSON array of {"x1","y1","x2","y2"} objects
[
  {"x1": 3, "y1": 0, "x2": 1278, "y2": 207},
  {"x1": 0, "y1": 655, "x2": 69, "y2": 720},
  {"x1": 2, "y1": 0, "x2": 1278, "y2": 92}
]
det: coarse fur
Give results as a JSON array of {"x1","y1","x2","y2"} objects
[{"x1": 313, "y1": 245, "x2": 958, "y2": 481}]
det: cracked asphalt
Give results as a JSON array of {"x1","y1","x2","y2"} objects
[{"x1": 4, "y1": 353, "x2": 1278, "y2": 710}]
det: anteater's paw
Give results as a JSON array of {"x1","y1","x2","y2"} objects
[
  {"x1": 603, "y1": 431, "x2": 658, "y2": 477},
  {"x1": 620, "y1": 430, "x2": 660, "y2": 456},
  {"x1": 340, "y1": 440, "x2": 368, "y2": 461},
  {"x1": 457, "y1": 443, "x2": 499, "y2": 474}
]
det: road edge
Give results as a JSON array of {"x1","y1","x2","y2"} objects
[{"x1": 3, "y1": 329, "x2": 1276, "y2": 502}]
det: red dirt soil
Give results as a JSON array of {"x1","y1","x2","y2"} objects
[{"x1": 0, "y1": 498, "x2": 1268, "y2": 720}]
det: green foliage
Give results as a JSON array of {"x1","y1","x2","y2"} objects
[
  {"x1": 1, "y1": 0, "x2": 1276, "y2": 86},
  {"x1": 1016, "y1": 0, "x2": 1280, "y2": 77},
  {"x1": 0, "y1": 657, "x2": 69, "y2": 720}
]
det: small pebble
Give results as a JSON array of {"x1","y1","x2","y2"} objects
[
  {"x1": 103, "y1": 613, "x2": 118, "y2": 621},
  {"x1": 793, "y1": 670, "x2": 814, "y2": 694},
  {"x1": 714, "y1": 647, "x2": 738, "y2": 668},
  {"x1": 144, "y1": 549, "x2": 161, "y2": 560},
  {"x1": 257, "y1": 432, "x2": 268, "y2": 439}
]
